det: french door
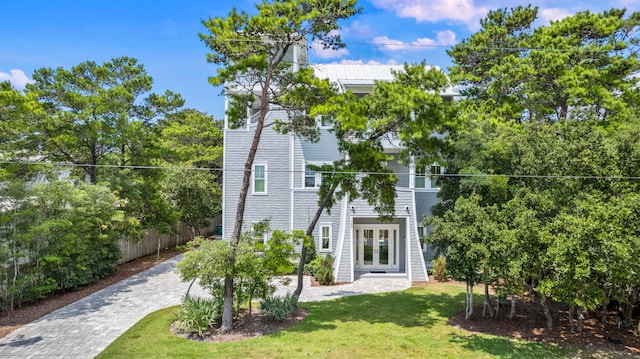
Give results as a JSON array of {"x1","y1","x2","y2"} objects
[{"x1": 354, "y1": 224, "x2": 399, "y2": 271}]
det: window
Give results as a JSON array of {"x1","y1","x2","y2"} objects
[
  {"x1": 418, "y1": 226, "x2": 427, "y2": 252},
  {"x1": 415, "y1": 164, "x2": 443, "y2": 189},
  {"x1": 252, "y1": 164, "x2": 267, "y2": 194},
  {"x1": 320, "y1": 224, "x2": 332, "y2": 251},
  {"x1": 429, "y1": 165, "x2": 442, "y2": 188},
  {"x1": 317, "y1": 114, "x2": 333, "y2": 129},
  {"x1": 304, "y1": 164, "x2": 321, "y2": 188},
  {"x1": 415, "y1": 167, "x2": 426, "y2": 188}
]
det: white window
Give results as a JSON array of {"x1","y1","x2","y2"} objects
[
  {"x1": 252, "y1": 164, "x2": 267, "y2": 194},
  {"x1": 415, "y1": 164, "x2": 444, "y2": 189},
  {"x1": 415, "y1": 167, "x2": 426, "y2": 188},
  {"x1": 304, "y1": 164, "x2": 321, "y2": 188},
  {"x1": 429, "y1": 165, "x2": 442, "y2": 189},
  {"x1": 418, "y1": 226, "x2": 427, "y2": 252},
  {"x1": 319, "y1": 224, "x2": 332, "y2": 251},
  {"x1": 317, "y1": 114, "x2": 333, "y2": 129}
]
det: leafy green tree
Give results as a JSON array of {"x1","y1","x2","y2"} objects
[
  {"x1": 427, "y1": 195, "x2": 501, "y2": 320},
  {"x1": 161, "y1": 170, "x2": 220, "y2": 236},
  {"x1": 158, "y1": 109, "x2": 224, "y2": 236},
  {"x1": 159, "y1": 109, "x2": 223, "y2": 170},
  {"x1": 448, "y1": 7, "x2": 640, "y2": 123},
  {"x1": 447, "y1": 5, "x2": 538, "y2": 121},
  {"x1": 199, "y1": 0, "x2": 360, "y2": 332},
  {"x1": 177, "y1": 230, "x2": 299, "y2": 325},
  {"x1": 26, "y1": 56, "x2": 183, "y2": 183},
  {"x1": 23, "y1": 57, "x2": 184, "y2": 233}
]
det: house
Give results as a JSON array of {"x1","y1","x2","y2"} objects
[{"x1": 221, "y1": 52, "x2": 457, "y2": 283}]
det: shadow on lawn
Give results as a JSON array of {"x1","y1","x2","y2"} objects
[
  {"x1": 289, "y1": 285, "x2": 468, "y2": 332},
  {"x1": 448, "y1": 333, "x2": 569, "y2": 359}
]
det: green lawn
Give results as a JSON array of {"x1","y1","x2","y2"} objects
[{"x1": 97, "y1": 282, "x2": 612, "y2": 358}]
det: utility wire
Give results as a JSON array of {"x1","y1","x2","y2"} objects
[
  {"x1": 1, "y1": 160, "x2": 639, "y2": 181},
  {"x1": 202, "y1": 36, "x2": 627, "y2": 53}
]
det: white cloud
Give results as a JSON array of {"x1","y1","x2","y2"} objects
[
  {"x1": 311, "y1": 29, "x2": 350, "y2": 59},
  {"x1": 340, "y1": 21, "x2": 374, "y2": 39},
  {"x1": 540, "y1": 8, "x2": 572, "y2": 23},
  {"x1": 369, "y1": 0, "x2": 488, "y2": 28},
  {"x1": 372, "y1": 31, "x2": 457, "y2": 52},
  {"x1": 0, "y1": 69, "x2": 33, "y2": 90},
  {"x1": 312, "y1": 41, "x2": 350, "y2": 59}
]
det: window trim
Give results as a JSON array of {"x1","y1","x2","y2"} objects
[
  {"x1": 429, "y1": 164, "x2": 442, "y2": 189},
  {"x1": 316, "y1": 114, "x2": 333, "y2": 129},
  {"x1": 303, "y1": 163, "x2": 321, "y2": 188},
  {"x1": 319, "y1": 223, "x2": 332, "y2": 252},
  {"x1": 415, "y1": 166, "x2": 426, "y2": 188},
  {"x1": 414, "y1": 163, "x2": 444, "y2": 190},
  {"x1": 252, "y1": 163, "x2": 268, "y2": 195}
]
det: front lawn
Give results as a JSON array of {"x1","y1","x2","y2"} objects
[{"x1": 97, "y1": 282, "x2": 593, "y2": 358}]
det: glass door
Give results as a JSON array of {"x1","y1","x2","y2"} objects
[{"x1": 354, "y1": 224, "x2": 399, "y2": 270}]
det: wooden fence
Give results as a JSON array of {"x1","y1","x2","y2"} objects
[{"x1": 118, "y1": 218, "x2": 220, "y2": 263}]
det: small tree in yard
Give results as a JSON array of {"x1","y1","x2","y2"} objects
[
  {"x1": 177, "y1": 229, "x2": 300, "y2": 331},
  {"x1": 200, "y1": 0, "x2": 360, "y2": 332}
]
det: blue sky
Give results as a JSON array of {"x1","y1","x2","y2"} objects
[{"x1": 2, "y1": 0, "x2": 638, "y2": 120}]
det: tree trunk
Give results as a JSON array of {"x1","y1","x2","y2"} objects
[
  {"x1": 222, "y1": 274, "x2": 234, "y2": 332},
  {"x1": 221, "y1": 75, "x2": 273, "y2": 333},
  {"x1": 577, "y1": 307, "x2": 584, "y2": 333},
  {"x1": 540, "y1": 294, "x2": 553, "y2": 330},
  {"x1": 601, "y1": 301, "x2": 608, "y2": 325},
  {"x1": 465, "y1": 282, "x2": 474, "y2": 320},
  {"x1": 482, "y1": 282, "x2": 494, "y2": 318},
  {"x1": 293, "y1": 182, "x2": 338, "y2": 297},
  {"x1": 508, "y1": 293, "x2": 516, "y2": 320},
  {"x1": 568, "y1": 305, "x2": 575, "y2": 333},
  {"x1": 624, "y1": 303, "x2": 633, "y2": 329}
]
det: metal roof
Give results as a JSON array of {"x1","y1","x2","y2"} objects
[{"x1": 311, "y1": 63, "x2": 458, "y2": 95}]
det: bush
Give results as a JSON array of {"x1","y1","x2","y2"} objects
[
  {"x1": 314, "y1": 254, "x2": 334, "y2": 286},
  {"x1": 305, "y1": 238, "x2": 317, "y2": 264},
  {"x1": 174, "y1": 295, "x2": 223, "y2": 336},
  {"x1": 304, "y1": 257, "x2": 321, "y2": 276},
  {"x1": 260, "y1": 292, "x2": 299, "y2": 321},
  {"x1": 432, "y1": 255, "x2": 448, "y2": 282}
]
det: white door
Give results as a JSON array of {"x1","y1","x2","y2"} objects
[{"x1": 354, "y1": 224, "x2": 399, "y2": 271}]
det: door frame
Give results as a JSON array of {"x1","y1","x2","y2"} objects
[{"x1": 353, "y1": 223, "x2": 400, "y2": 271}]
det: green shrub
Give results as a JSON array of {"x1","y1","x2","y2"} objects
[
  {"x1": 260, "y1": 292, "x2": 299, "y2": 321},
  {"x1": 431, "y1": 255, "x2": 448, "y2": 282},
  {"x1": 305, "y1": 238, "x2": 317, "y2": 264},
  {"x1": 304, "y1": 257, "x2": 321, "y2": 276},
  {"x1": 314, "y1": 254, "x2": 334, "y2": 286},
  {"x1": 174, "y1": 295, "x2": 223, "y2": 337}
]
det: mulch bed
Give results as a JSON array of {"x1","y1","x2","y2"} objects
[
  {"x1": 448, "y1": 292, "x2": 640, "y2": 356},
  {"x1": 171, "y1": 308, "x2": 309, "y2": 342}
]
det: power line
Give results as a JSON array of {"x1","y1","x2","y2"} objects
[
  {"x1": 202, "y1": 36, "x2": 626, "y2": 53},
  {"x1": 2, "y1": 160, "x2": 640, "y2": 181}
]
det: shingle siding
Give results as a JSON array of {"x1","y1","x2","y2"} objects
[
  {"x1": 224, "y1": 121, "x2": 436, "y2": 282},
  {"x1": 223, "y1": 126, "x2": 291, "y2": 238}
]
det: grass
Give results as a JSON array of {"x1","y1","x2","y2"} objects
[{"x1": 97, "y1": 282, "x2": 594, "y2": 359}]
